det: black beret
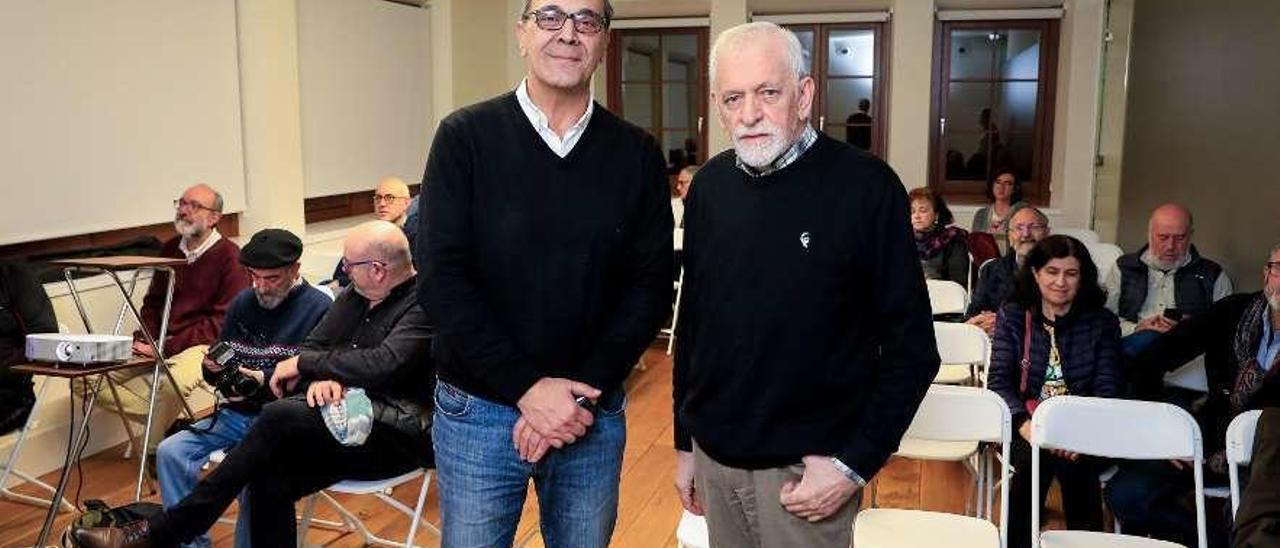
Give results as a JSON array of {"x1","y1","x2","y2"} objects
[{"x1": 240, "y1": 228, "x2": 303, "y2": 269}]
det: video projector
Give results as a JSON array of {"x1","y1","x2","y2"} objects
[{"x1": 25, "y1": 333, "x2": 133, "y2": 365}]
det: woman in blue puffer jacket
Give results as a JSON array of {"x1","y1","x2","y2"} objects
[{"x1": 988, "y1": 235, "x2": 1121, "y2": 548}]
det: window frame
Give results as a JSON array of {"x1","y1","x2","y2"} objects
[
  {"x1": 928, "y1": 18, "x2": 1060, "y2": 205},
  {"x1": 785, "y1": 22, "x2": 889, "y2": 157},
  {"x1": 605, "y1": 26, "x2": 710, "y2": 168}
]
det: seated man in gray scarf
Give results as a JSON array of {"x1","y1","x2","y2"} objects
[{"x1": 1104, "y1": 243, "x2": 1280, "y2": 547}]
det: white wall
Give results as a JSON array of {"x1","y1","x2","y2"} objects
[
  {"x1": 297, "y1": 0, "x2": 434, "y2": 198},
  {"x1": 0, "y1": 0, "x2": 246, "y2": 246}
]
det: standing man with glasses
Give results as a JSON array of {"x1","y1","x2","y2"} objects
[
  {"x1": 330, "y1": 176, "x2": 416, "y2": 289},
  {"x1": 420, "y1": 0, "x2": 672, "y2": 546},
  {"x1": 88, "y1": 183, "x2": 250, "y2": 465}
]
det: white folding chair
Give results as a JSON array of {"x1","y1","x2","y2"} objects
[
  {"x1": 1086, "y1": 243, "x2": 1124, "y2": 285},
  {"x1": 927, "y1": 279, "x2": 969, "y2": 316},
  {"x1": 1054, "y1": 228, "x2": 1100, "y2": 245},
  {"x1": 676, "y1": 509, "x2": 709, "y2": 548},
  {"x1": 858, "y1": 385, "x2": 1012, "y2": 548},
  {"x1": 662, "y1": 267, "x2": 685, "y2": 356},
  {"x1": 206, "y1": 450, "x2": 439, "y2": 547},
  {"x1": 933, "y1": 322, "x2": 991, "y2": 387},
  {"x1": 1227, "y1": 409, "x2": 1262, "y2": 517},
  {"x1": 1031, "y1": 396, "x2": 1206, "y2": 548},
  {"x1": 1163, "y1": 359, "x2": 1209, "y2": 393},
  {"x1": 298, "y1": 469, "x2": 439, "y2": 548}
]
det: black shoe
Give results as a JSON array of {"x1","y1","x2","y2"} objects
[{"x1": 70, "y1": 518, "x2": 152, "y2": 548}]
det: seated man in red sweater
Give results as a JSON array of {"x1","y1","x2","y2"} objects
[{"x1": 94, "y1": 183, "x2": 250, "y2": 459}]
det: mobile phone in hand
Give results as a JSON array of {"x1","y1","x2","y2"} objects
[
  {"x1": 575, "y1": 395, "x2": 598, "y2": 414},
  {"x1": 1162, "y1": 308, "x2": 1183, "y2": 322}
]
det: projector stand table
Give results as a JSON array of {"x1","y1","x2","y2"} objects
[
  {"x1": 12, "y1": 359, "x2": 158, "y2": 547},
  {"x1": 16, "y1": 256, "x2": 189, "y2": 547}
]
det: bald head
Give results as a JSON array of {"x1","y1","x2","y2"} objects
[
  {"x1": 184, "y1": 183, "x2": 223, "y2": 212},
  {"x1": 373, "y1": 177, "x2": 412, "y2": 224},
  {"x1": 1148, "y1": 203, "x2": 1194, "y2": 268},
  {"x1": 344, "y1": 220, "x2": 412, "y2": 273}
]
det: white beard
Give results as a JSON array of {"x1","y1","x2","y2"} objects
[
  {"x1": 1267, "y1": 287, "x2": 1280, "y2": 312},
  {"x1": 732, "y1": 121, "x2": 791, "y2": 169}
]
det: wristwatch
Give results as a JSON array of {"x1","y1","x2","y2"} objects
[{"x1": 830, "y1": 457, "x2": 866, "y2": 487}]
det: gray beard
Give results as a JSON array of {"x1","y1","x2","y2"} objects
[
  {"x1": 1267, "y1": 289, "x2": 1280, "y2": 313},
  {"x1": 174, "y1": 218, "x2": 207, "y2": 240},
  {"x1": 255, "y1": 291, "x2": 284, "y2": 310}
]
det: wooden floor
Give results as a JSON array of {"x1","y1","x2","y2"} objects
[{"x1": 0, "y1": 344, "x2": 1031, "y2": 547}]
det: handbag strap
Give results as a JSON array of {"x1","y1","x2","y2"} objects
[{"x1": 1019, "y1": 309, "x2": 1033, "y2": 394}]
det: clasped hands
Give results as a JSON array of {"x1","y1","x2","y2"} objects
[
  {"x1": 512, "y1": 377, "x2": 601, "y2": 463},
  {"x1": 675, "y1": 452, "x2": 861, "y2": 522}
]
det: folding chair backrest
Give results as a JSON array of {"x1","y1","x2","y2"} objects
[
  {"x1": 934, "y1": 322, "x2": 990, "y2": 368},
  {"x1": 904, "y1": 385, "x2": 1010, "y2": 444},
  {"x1": 1031, "y1": 396, "x2": 1201, "y2": 460},
  {"x1": 1086, "y1": 243, "x2": 1123, "y2": 285},
  {"x1": 1054, "y1": 228, "x2": 1100, "y2": 245},
  {"x1": 1227, "y1": 410, "x2": 1261, "y2": 466},
  {"x1": 1228, "y1": 409, "x2": 1263, "y2": 517},
  {"x1": 927, "y1": 279, "x2": 968, "y2": 315}
]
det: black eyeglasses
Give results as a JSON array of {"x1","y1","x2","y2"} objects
[
  {"x1": 1266, "y1": 261, "x2": 1280, "y2": 277},
  {"x1": 341, "y1": 259, "x2": 384, "y2": 274},
  {"x1": 173, "y1": 199, "x2": 218, "y2": 213},
  {"x1": 523, "y1": 6, "x2": 608, "y2": 35}
]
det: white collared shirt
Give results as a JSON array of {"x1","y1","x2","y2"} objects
[
  {"x1": 515, "y1": 79, "x2": 593, "y2": 158},
  {"x1": 178, "y1": 229, "x2": 222, "y2": 264}
]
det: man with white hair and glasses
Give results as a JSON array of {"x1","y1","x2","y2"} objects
[
  {"x1": 419, "y1": 0, "x2": 672, "y2": 546},
  {"x1": 672, "y1": 22, "x2": 938, "y2": 547}
]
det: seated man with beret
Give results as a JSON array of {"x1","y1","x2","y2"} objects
[{"x1": 153, "y1": 228, "x2": 332, "y2": 548}]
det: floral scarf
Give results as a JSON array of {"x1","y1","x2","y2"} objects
[
  {"x1": 1206, "y1": 294, "x2": 1280, "y2": 474},
  {"x1": 915, "y1": 225, "x2": 968, "y2": 260}
]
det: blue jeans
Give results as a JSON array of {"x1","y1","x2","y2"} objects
[
  {"x1": 433, "y1": 381, "x2": 626, "y2": 548},
  {"x1": 1122, "y1": 330, "x2": 1162, "y2": 358},
  {"x1": 156, "y1": 407, "x2": 256, "y2": 548}
]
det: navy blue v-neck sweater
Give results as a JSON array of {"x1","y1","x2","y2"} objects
[{"x1": 419, "y1": 92, "x2": 674, "y2": 406}]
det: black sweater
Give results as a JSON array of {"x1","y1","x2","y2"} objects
[
  {"x1": 673, "y1": 134, "x2": 939, "y2": 479},
  {"x1": 0, "y1": 261, "x2": 57, "y2": 396},
  {"x1": 419, "y1": 93, "x2": 673, "y2": 405}
]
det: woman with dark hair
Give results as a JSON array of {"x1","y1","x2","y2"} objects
[
  {"x1": 971, "y1": 171, "x2": 1026, "y2": 245},
  {"x1": 909, "y1": 187, "x2": 969, "y2": 286},
  {"x1": 987, "y1": 235, "x2": 1121, "y2": 548}
]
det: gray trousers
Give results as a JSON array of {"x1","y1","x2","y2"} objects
[{"x1": 694, "y1": 444, "x2": 860, "y2": 548}]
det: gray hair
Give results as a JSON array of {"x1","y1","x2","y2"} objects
[
  {"x1": 369, "y1": 238, "x2": 413, "y2": 272},
  {"x1": 1269, "y1": 243, "x2": 1280, "y2": 260},
  {"x1": 210, "y1": 190, "x2": 224, "y2": 213},
  {"x1": 520, "y1": 0, "x2": 614, "y2": 24},
  {"x1": 710, "y1": 22, "x2": 808, "y2": 88},
  {"x1": 1010, "y1": 205, "x2": 1049, "y2": 230}
]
